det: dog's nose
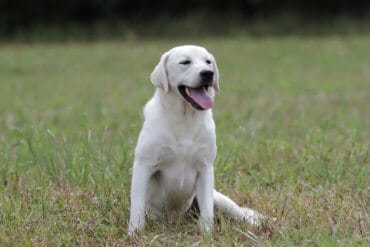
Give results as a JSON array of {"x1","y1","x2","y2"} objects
[{"x1": 200, "y1": 70, "x2": 214, "y2": 83}]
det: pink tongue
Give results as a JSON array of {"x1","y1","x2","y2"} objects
[{"x1": 189, "y1": 87, "x2": 214, "y2": 110}]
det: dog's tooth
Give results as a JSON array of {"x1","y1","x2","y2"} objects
[{"x1": 186, "y1": 88, "x2": 191, "y2": 96}]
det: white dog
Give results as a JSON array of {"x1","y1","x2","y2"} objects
[{"x1": 129, "y1": 45, "x2": 263, "y2": 236}]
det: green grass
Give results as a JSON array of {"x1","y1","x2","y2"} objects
[{"x1": 0, "y1": 36, "x2": 369, "y2": 246}]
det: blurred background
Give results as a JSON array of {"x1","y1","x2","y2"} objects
[{"x1": 1, "y1": 0, "x2": 370, "y2": 41}]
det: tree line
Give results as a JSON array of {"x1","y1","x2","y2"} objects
[{"x1": 1, "y1": 0, "x2": 369, "y2": 34}]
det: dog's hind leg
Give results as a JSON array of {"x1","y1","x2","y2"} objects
[{"x1": 213, "y1": 190, "x2": 264, "y2": 226}]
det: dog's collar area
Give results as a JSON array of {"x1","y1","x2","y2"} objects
[{"x1": 178, "y1": 84, "x2": 213, "y2": 110}]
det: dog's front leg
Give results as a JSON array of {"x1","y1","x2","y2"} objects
[
  {"x1": 195, "y1": 165, "x2": 214, "y2": 233},
  {"x1": 128, "y1": 159, "x2": 154, "y2": 237}
]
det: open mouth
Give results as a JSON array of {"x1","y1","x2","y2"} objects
[{"x1": 178, "y1": 84, "x2": 214, "y2": 110}]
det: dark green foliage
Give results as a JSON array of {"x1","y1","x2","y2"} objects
[{"x1": 1, "y1": 0, "x2": 370, "y2": 39}]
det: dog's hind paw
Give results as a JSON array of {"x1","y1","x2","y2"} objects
[{"x1": 241, "y1": 207, "x2": 266, "y2": 227}]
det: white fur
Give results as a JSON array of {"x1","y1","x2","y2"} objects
[{"x1": 128, "y1": 45, "x2": 263, "y2": 236}]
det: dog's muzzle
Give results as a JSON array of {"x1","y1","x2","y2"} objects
[
  {"x1": 200, "y1": 70, "x2": 214, "y2": 85},
  {"x1": 178, "y1": 70, "x2": 214, "y2": 111}
]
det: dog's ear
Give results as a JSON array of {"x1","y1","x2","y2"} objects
[
  {"x1": 210, "y1": 54, "x2": 220, "y2": 92},
  {"x1": 150, "y1": 51, "x2": 170, "y2": 93}
]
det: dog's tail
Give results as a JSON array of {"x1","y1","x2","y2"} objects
[{"x1": 213, "y1": 190, "x2": 263, "y2": 226}]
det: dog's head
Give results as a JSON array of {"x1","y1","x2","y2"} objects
[{"x1": 150, "y1": 45, "x2": 220, "y2": 111}]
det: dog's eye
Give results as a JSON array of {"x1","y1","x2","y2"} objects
[
  {"x1": 179, "y1": 60, "x2": 191, "y2": 65},
  {"x1": 206, "y1": 59, "x2": 212, "y2": 64}
]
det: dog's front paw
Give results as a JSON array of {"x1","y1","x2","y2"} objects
[
  {"x1": 128, "y1": 225, "x2": 140, "y2": 238},
  {"x1": 128, "y1": 224, "x2": 145, "y2": 247},
  {"x1": 199, "y1": 217, "x2": 214, "y2": 234},
  {"x1": 128, "y1": 216, "x2": 145, "y2": 239}
]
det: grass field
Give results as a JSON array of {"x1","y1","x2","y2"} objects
[{"x1": 0, "y1": 35, "x2": 369, "y2": 246}]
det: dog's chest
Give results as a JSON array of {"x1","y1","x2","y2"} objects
[
  {"x1": 157, "y1": 131, "x2": 212, "y2": 183},
  {"x1": 157, "y1": 138, "x2": 206, "y2": 199},
  {"x1": 160, "y1": 140, "x2": 205, "y2": 165},
  {"x1": 160, "y1": 125, "x2": 213, "y2": 166}
]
